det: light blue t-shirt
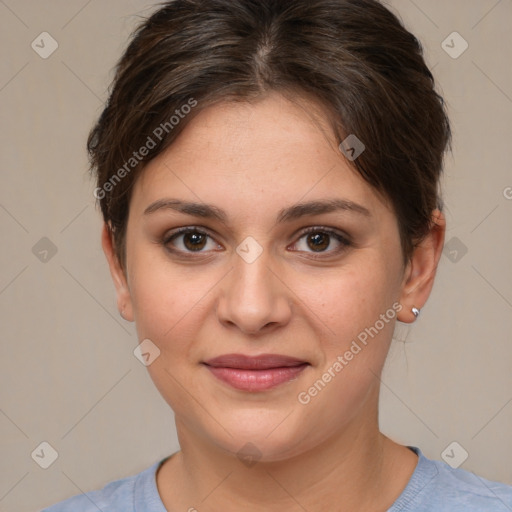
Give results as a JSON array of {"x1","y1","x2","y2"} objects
[{"x1": 40, "y1": 446, "x2": 512, "y2": 511}]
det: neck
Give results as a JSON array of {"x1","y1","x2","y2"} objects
[{"x1": 157, "y1": 392, "x2": 417, "y2": 511}]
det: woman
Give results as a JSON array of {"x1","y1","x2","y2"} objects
[{"x1": 43, "y1": 0, "x2": 512, "y2": 510}]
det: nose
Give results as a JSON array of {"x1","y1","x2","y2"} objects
[{"x1": 216, "y1": 246, "x2": 292, "y2": 335}]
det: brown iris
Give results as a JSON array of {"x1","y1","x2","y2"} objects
[
  {"x1": 307, "y1": 232, "x2": 330, "y2": 252},
  {"x1": 183, "y1": 232, "x2": 208, "y2": 251}
]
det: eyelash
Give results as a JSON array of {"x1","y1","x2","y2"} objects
[{"x1": 162, "y1": 226, "x2": 352, "y2": 259}]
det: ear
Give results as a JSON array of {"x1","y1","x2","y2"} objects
[
  {"x1": 101, "y1": 223, "x2": 134, "y2": 322},
  {"x1": 397, "y1": 209, "x2": 446, "y2": 323}
]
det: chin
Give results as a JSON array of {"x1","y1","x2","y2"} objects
[{"x1": 206, "y1": 411, "x2": 317, "y2": 463}]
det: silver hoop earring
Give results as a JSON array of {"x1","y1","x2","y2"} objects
[{"x1": 412, "y1": 307, "x2": 420, "y2": 318}]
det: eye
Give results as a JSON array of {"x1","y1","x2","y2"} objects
[
  {"x1": 162, "y1": 226, "x2": 351, "y2": 258},
  {"x1": 163, "y1": 227, "x2": 221, "y2": 254},
  {"x1": 290, "y1": 227, "x2": 352, "y2": 257}
]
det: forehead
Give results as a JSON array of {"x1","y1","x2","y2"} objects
[{"x1": 131, "y1": 91, "x2": 390, "y2": 220}]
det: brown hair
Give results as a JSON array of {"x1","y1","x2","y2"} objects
[{"x1": 88, "y1": 0, "x2": 451, "y2": 270}]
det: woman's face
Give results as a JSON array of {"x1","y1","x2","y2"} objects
[{"x1": 110, "y1": 91, "x2": 415, "y2": 461}]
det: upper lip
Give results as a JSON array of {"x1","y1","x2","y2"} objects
[{"x1": 203, "y1": 353, "x2": 309, "y2": 370}]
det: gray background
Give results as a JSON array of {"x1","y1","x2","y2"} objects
[{"x1": 0, "y1": 1, "x2": 511, "y2": 511}]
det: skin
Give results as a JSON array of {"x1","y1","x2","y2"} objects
[{"x1": 102, "y1": 90, "x2": 445, "y2": 511}]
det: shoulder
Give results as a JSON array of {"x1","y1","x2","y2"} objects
[
  {"x1": 429, "y1": 459, "x2": 512, "y2": 509},
  {"x1": 40, "y1": 471, "x2": 140, "y2": 512},
  {"x1": 391, "y1": 446, "x2": 512, "y2": 511},
  {"x1": 40, "y1": 459, "x2": 165, "y2": 512}
]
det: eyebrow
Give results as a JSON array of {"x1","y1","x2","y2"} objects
[{"x1": 143, "y1": 198, "x2": 372, "y2": 223}]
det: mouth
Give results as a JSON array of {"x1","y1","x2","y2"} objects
[{"x1": 202, "y1": 354, "x2": 310, "y2": 391}]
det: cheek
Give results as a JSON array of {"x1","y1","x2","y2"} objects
[
  {"x1": 295, "y1": 257, "x2": 400, "y2": 405},
  {"x1": 127, "y1": 246, "x2": 194, "y2": 345},
  {"x1": 299, "y1": 256, "x2": 399, "y2": 345},
  {"x1": 293, "y1": 270, "x2": 397, "y2": 442},
  {"x1": 127, "y1": 258, "x2": 210, "y2": 411}
]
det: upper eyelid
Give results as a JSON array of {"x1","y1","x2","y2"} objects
[{"x1": 164, "y1": 225, "x2": 348, "y2": 239}]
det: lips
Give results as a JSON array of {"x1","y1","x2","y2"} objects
[
  {"x1": 204, "y1": 353, "x2": 307, "y2": 369},
  {"x1": 202, "y1": 353, "x2": 309, "y2": 391}
]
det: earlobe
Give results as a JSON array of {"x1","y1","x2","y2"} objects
[
  {"x1": 101, "y1": 223, "x2": 134, "y2": 322},
  {"x1": 397, "y1": 210, "x2": 446, "y2": 323}
]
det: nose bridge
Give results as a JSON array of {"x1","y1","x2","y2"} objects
[
  {"x1": 234, "y1": 246, "x2": 273, "y2": 298},
  {"x1": 217, "y1": 239, "x2": 291, "y2": 333}
]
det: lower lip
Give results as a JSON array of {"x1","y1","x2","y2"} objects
[{"x1": 204, "y1": 364, "x2": 308, "y2": 391}]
